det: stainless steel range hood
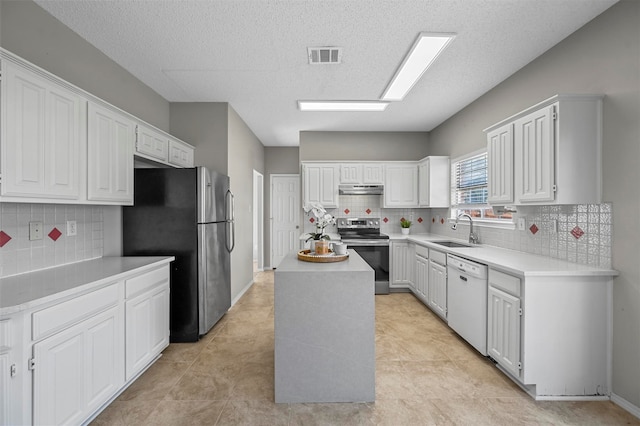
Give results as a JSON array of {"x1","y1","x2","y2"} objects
[{"x1": 338, "y1": 184, "x2": 384, "y2": 195}]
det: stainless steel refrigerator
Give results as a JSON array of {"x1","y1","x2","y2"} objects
[{"x1": 123, "y1": 167, "x2": 234, "y2": 342}]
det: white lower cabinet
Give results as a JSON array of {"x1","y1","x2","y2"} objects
[
  {"x1": 125, "y1": 268, "x2": 170, "y2": 381},
  {"x1": 414, "y1": 254, "x2": 429, "y2": 302},
  {"x1": 428, "y1": 258, "x2": 447, "y2": 320},
  {"x1": 1, "y1": 263, "x2": 171, "y2": 426},
  {"x1": 487, "y1": 269, "x2": 524, "y2": 381},
  {"x1": 33, "y1": 305, "x2": 123, "y2": 426},
  {"x1": 487, "y1": 279, "x2": 521, "y2": 378},
  {"x1": 390, "y1": 241, "x2": 413, "y2": 289}
]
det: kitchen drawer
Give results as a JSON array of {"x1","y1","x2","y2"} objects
[
  {"x1": 415, "y1": 244, "x2": 429, "y2": 259},
  {"x1": 125, "y1": 266, "x2": 169, "y2": 299},
  {"x1": 489, "y1": 269, "x2": 521, "y2": 296},
  {"x1": 32, "y1": 283, "x2": 120, "y2": 341},
  {"x1": 429, "y1": 249, "x2": 447, "y2": 265}
]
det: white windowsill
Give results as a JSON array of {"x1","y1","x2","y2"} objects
[{"x1": 447, "y1": 218, "x2": 516, "y2": 231}]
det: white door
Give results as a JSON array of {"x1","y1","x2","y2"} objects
[{"x1": 271, "y1": 174, "x2": 300, "y2": 268}]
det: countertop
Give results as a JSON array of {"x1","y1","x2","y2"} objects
[
  {"x1": 0, "y1": 256, "x2": 174, "y2": 315},
  {"x1": 277, "y1": 249, "x2": 371, "y2": 274},
  {"x1": 386, "y1": 233, "x2": 617, "y2": 278}
]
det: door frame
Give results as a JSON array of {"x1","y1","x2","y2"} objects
[
  {"x1": 253, "y1": 170, "x2": 264, "y2": 273},
  {"x1": 270, "y1": 173, "x2": 300, "y2": 269}
]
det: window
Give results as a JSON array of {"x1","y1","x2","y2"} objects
[{"x1": 451, "y1": 150, "x2": 512, "y2": 223}]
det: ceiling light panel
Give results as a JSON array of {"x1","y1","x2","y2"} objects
[
  {"x1": 298, "y1": 101, "x2": 388, "y2": 112},
  {"x1": 382, "y1": 33, "x2": 455, "y2": 101}
]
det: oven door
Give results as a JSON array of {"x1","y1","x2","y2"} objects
[{"x1": 342, "y1": 241, "x2": 390, "y2": 294}]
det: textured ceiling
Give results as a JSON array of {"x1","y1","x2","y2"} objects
[{"x1": 35, "y1": 0, "x2": 618, "y2": 147}]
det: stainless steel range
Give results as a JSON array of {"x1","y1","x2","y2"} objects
[{"x1": 337, "y1": 217, "x2": 390, "y2": 294}]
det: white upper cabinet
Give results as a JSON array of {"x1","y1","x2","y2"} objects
[
  {"x1": 135, "y1": 124, "x2": 195, "y2": 168},
  {"x1": 514, "y1": 105, "x2": 555, "y2": 203},
  {"x1": 486, "y1": 124, "x2": 514, "y2": 204},
  {"x1": 87, "y1": 102, "x2": 135, "y2": 204},
  {"x1": 168, "y1": 138, "x2": 195, "y2": 168},
  {"x1": 384, "y1": 163, "x2": 418, "y2": 208},
  {"x1": 339, "y1": 163, "x2": 384, "y2": 185},
  {"x1": 302, "y1": 163, "x2": 339, "y2": 208},
  {"x1": 362, "y1": 163, "x2": 384, "y2": 184},
  {"x1": 1, "y1": 60, "x2": 84, "y2": 201},
  {"x1": 136, "y1": 124, "x2": 169, "y2": 162},
  {"x1": 418, "y1": 156, "x2": 450, "y2": 208},
  {"x1": 485, "y1": 94, "x2": 603, "y2": 206}
]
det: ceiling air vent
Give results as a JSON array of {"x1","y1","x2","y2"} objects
[{"x1": 308, "y1": 47, "x2": 342, "y2": 64}]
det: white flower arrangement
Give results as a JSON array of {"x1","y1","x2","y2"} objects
[{"x1": 303, "y1": 202, "x2": 336, "y2": 242}]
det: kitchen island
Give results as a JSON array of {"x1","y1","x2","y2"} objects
[{"x1": 274, "y1": 249, "x2": 375, "y2": 403}]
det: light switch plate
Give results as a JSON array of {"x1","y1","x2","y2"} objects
[
  {"x1": 66, "y1": 220, "x2": 77, "y2": 236},
  {"x1": 29, "y1": 221, "x2": 43, "y2": 241},
  {"x1": 517, "y1": 218, "x2": 526, "y2": 231}
]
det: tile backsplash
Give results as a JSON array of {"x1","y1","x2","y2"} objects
[
  {"x1": 302, "y1": 194, "x2": 431, "y2": 235},
  {"x1": 302, "y1": 197, "x2": 613, "y2": 269},
  {"x1": 429, "y1": 203, "x2": 613, "y2": 269},
  {"x1": 0, "y1": 203, "x2": 104, "y2": 278}
]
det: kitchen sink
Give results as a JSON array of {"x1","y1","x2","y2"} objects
[{"x1": 432, "y1": 241, "x2": 473, "y2": 248}]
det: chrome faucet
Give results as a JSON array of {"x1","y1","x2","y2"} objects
[{"x1": 451, "y1": 213, "x2": 479, "y2": 244}]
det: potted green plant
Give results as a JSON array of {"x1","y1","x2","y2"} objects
[{"x1": 400, "y1": 218, "x2": 412, "y2": 235}]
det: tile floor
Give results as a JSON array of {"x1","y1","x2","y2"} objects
[{"x1": 92, "y1": 271, "x2": 639, "y2": 425}]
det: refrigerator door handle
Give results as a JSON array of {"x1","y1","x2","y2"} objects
[{"x1": 226, "y1": 190, "x2": 236, "y2": 252}]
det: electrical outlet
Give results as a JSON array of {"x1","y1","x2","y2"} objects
[
  {"x1": 66, "y1": 220, "x2": 77, "y2": 236},
  {"x1": 551, "y1": 219, "x2": 558, "y2": 233},
  {"x1": 517, "y1": 218, "x2": 526, "y2": 231},
  {"x1": 29, "y1": 221, "x2": 43, "y2": 241}
]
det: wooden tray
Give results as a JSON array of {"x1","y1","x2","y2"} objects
[{"x1": 297, "y1": 249, "x2": 349, "y2": 263}]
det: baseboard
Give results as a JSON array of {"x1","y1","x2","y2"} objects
[
  {"x1": 611, "y1": 392, "x2": 640, "y2": 420},
  {"x1": 232, "y1": 279, "x2": 255, "y2": 306}
]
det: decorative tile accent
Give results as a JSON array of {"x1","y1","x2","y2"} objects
[
  {"x1": 343, "y1": 209, "x2": 350, "y2": 215},
  {"x1": 440, "y1": 218, "x2": 444, "y2": 224},
  {"x1": 529, "y1": 224, "x2": 539, "y2": 235},
  {"x1": 48, "y1": 227, "x2": 62, "y2": 241},
  {"x1": 417, "y1": 217, "x2": 423, "y2": 223},
  {"x1": 0, "y1": 231, "x2": 12, "y2": 248},
  {"x1": 432, "y1": 218, "x2": 435, "y2": 223},
  {"x1": 571, "y1": 226, "x2": 585, "y2": 239},
  {"x1": 366, "y1": 208, "x2": 371, "y2": 214},
  {"x1": 309, "y1": 217, "x2": 315, "y2": 224},
  {"x1": 383, "y1": 217, "x2": 388, "y2": 223}
]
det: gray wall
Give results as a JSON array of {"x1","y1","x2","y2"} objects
[
  {"x1": 300, "y1": 131, "x2": 429, "y2": 161},
  {"x1": 171, "y1": 103, "x2": 267, "y2": 301},
  {"x1": 228, "y1": 106, "x2": 265, "y2": 299},
  {"x1": 264, "y1": 147, "x2": 300, "y2": 267},
  {"x1": 429, "y1": 0, "x2": 640, "y2": 408},
  {"x1": 169, "y1": 103, "x2": 230, "y2": 175},
  {"x1": 0, "y1": 0, "x2": 170, "y2": 132}
]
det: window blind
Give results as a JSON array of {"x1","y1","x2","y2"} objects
[{"x1": 452, "y1": 152, "x2": 488, "y2": 207}]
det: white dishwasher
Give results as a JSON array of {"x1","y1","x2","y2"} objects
[{"x1": 446, "y1": 254, "x2": 488, "y2": 356}]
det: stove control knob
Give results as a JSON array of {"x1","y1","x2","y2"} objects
[{"x1": 374, "y1": 221, "x2": 379, "y2": 226}]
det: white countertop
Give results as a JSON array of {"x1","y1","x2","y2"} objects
[
  {"x1": 0, "y1": 256, "x2": 174, "y2": 315},
  {"x1": 387, "y1": 233, "x2": 617, "y2": 278},
  {"x1": 277, "y1": 249, "x2": 371, "y2": 273}
]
